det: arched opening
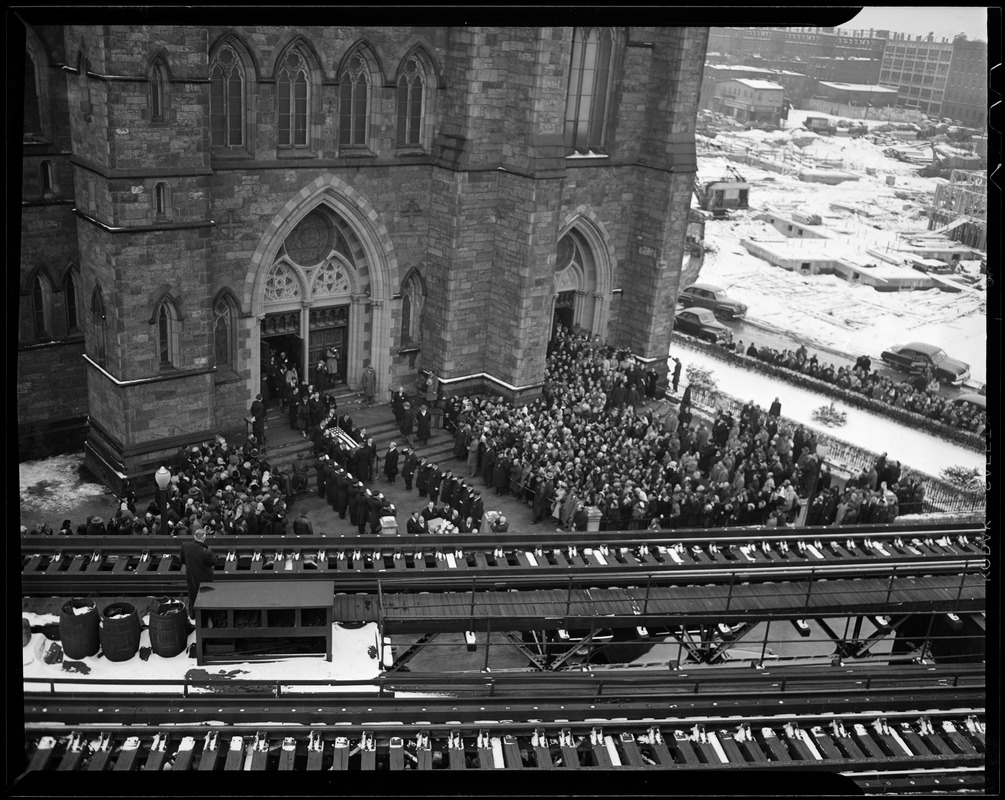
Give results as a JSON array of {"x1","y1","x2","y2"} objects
[
  {"x1": 248, "y1": 176, "x2": 396, "y2": 406},
  {"x1": 259, "y1": 206, "x2": 368, "y2": 392}
]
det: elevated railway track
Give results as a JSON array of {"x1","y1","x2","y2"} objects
[{"x1": 20, "y1": 523, "x2": 985, "y2": 597}]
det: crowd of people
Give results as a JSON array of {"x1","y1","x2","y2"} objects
[
  {"x1": 420, "y1": 327, "x2": 917, "y2": 531},
  {"x1": 26, "y1": 325, "x2": 943, "y2": 538},
  {"x1": 735, "y1": 341, "x2": 985, "y2": 437}
]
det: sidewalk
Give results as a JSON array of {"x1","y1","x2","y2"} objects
[{"x1": 675, "y1": 342, "x2": 984, "y2": 478}]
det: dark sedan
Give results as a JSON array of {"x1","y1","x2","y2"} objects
[
  {"x1": 674, "y1": 307, "x2": 733, "y2": 345},
  {"x1": 879, "y1": 342, "x2": 970, "y2": 386},
  {"x1": 679, "y1": 283, "x2": 748, "y2": 320}
]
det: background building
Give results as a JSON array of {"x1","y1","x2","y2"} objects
[
  {"x1": 941, "y1": 36, "x2": 988, "y2": 128},
  {"x1": 16, "y1": 23, "x2": 709, "y2": 494},
  {"x1": 711, "y1": 78, "x2": 785, "y2": 125}
]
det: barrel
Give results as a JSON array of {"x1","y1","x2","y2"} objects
[
  {"x1": 22, "y1": 618, "x2": 32, "y2": 647},
  {"x1": 149, "y1": 600, "x2": 189, "y2": 658},
  {"x1": 99, "y1": 602, "x2": 140, "y2": 662},
  {"x1": 59, "y1": 599, "x2": 100, "y2": 659}
]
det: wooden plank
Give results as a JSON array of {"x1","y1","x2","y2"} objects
[
  {"x1": 389, "y1": 738, "x2": 405, "y2": 771},
  {"x1": 502, "y1": 736, "x2": 522, "y2": 770},
  {"x1": 223, "y1": 737, "x2": 245, "y2": 771},
  {"x1": 533, "y1": 745, "x2": 554, "y2": 770},
  {"x1": 619, "y1": 734, "x2": 644, "y2": 767},
  {"x1": 811, "y1": 730, "x2": 847, "y2": 762},
  {"x1": 278, "y1": 739, "x2": 297, "y2": 771},
  {"x1": 759, "y1": 730, "x2": 793, "y2": 763},
  {"x1": 172, "y1": 738, "x2": 196, "y2": 771},
  {"x1": 331, "y1": 738, "x2": 349, "y2": 771},
  {"x1": 672, "y1": 734, "x2": 702, "y2": 766},
  {"x1": 717, "y1": 734, "x2": 748, "y2": 765}
]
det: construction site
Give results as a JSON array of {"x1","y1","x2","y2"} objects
[{"x1": 688, "y1": 108, "x2": 987, "y2": 386}]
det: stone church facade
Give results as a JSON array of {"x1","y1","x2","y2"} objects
[{"x1": 17, "y1": 23, "x2": 708, "y2": 493}]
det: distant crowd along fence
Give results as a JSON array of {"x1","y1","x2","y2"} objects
[
  {"x1": 679, "y1": 377, "x2": 985, "y2": 518},
  {"x1": 675, "y1": 333, "x2": 984, "y2": 453}
]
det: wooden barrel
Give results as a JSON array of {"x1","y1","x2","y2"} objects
[
  {"x1": 22, "y1": 618, "x2": 31, "y2": 647},
  {"x1": 59, "y1": 599, "x2": 100, "y2": 659},
  {"x1": 99, "y1": 602, "x2": 140, "y2": 662},
  {"x1": 149, "y1": 600, "x2": 189, "y2": 658}
]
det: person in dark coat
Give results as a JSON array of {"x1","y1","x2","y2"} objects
[
  {"x1": 469, "y1": 493, "x2": 485, "y2": 530},
  {"x1": 335, "y1": 470, "x2": 350, "y2": 519},
  {"x1": 415, "y1": 457, "x2": 430, "y2": 497},
  {"x1": 481, "y1": 443, "x2": 497, "y2": 488},
  {"x1": 427, "y1": 464, "x2": 443, "y2": 505},
  {"x1": 399, "y1": 401, "x2": 414, "y2": 446},
  {"x1": 292, "y1": 512, "x2": 314, "y2": 536},
  {"x1": 416, "y1": 404, "x2": 432, "y2": 444},
  {"x1": 180, "y1": 529, "x2": 217, "y2": 615},
  {"x1": 250, "y1": 394, "x2": 266, "y2": 444},
  {"x1": 357, "y1": 490, "x2": 373, "y2": 534},
  {"x1": 493, "y1": 452, "x2": 510, "y2": 496},
  {"x1": 347, "y1": 481, "x2": 363, "y2": 526},
  {"x1": 391, "y1": 387, "x2": 407, "y2": 426},
  {"x1": 401, "y1": 448, "x2": 418, "y2": 491},
  {"x1": 383, "y1": 443, "x2": 400, "y2": 484},
  {"x1": 315, "y1": 456, "x2": 328, "y2": 498},
  {"x1": 406, "y1": 511, "x2": 428, "y2": 535},
  {"x1": 768, "y1": 397, "x2": 782, "y2": 418},
  {"x1": 325, "y1": 462, "x2": 339, "y2": 510}
]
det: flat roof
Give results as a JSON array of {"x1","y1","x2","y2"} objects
[
  {"x1": 818, "y1": 81, "x2": 898, "y2": 93},
  {"x1": 733, "y1": 79, "x2": 785, "y2": 90}
]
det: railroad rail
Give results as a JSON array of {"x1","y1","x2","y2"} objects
[
  {"x1": 21, "y1": 709, "x2": 985, "y2": 787},
  {"x1": 20, "y1": 523, "x2": 986, "y2": 596},
  {"x1": 23, "y1": 662, "x2": 985, "y2": 716}
]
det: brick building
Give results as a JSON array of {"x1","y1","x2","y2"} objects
[
  {"x1": 941, "y1": 36, "x2": 988, "y2": 128},
  {"x1": 16, "y1": 23, "x2": 709, "y2": 493}
]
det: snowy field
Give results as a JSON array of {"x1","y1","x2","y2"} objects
[
  {"x1": 677, "y1": 343, "x2": 985, "y2": 479},
  {"x1": 696, "y1": 110, "x2": 986, "y2": 385},
  {"x1": 22, "y1": 614, "x2": 383, "y2": 692}
]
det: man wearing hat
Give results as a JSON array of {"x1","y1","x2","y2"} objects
[
  {"x1": 347, "y1": 481, "x2": 363, "y2": 526},
  {"x1": 180, "y1": 528, "x2": 218, "y2": 617},
  {"x1": 406, "y1": 509, "x2": 428, "y2": 535}
]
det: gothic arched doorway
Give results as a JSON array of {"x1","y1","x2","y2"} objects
[{"x1": 259, "y1": 207, "x2": 367, "y2": 392}]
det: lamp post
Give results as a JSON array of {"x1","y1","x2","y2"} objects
[{"x1": 154, "y1": 466, "x2": 172, "y2": 517}]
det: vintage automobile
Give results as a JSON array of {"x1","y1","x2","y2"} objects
[
  {"x1": 953, "y1": 392, "x2": 986, "y2": 410},
  {"x1": 678, "y1": 283, "x2": 748, "y2": 320},
  {"x1": 879, "y1": 341, "x2": 970, "y2": 385},
  {"x1": 674, "y1": 307, "x2": 734, "y2": 345}
]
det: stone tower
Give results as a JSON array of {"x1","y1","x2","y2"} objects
[{"x1": 16, "y1": 23, "x2": 709, "y2": 493}]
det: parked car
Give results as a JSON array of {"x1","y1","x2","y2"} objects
[
  {"x1": 674, "y1": 308, "x2": 733, "y2": 345},
  {"x1": 879, "y1": 342, "x2": 970, "y2": 385},
  {"x1": 678, "y1": 283, "x2": 748, "y2": 320},
  {"x1": 953, "y1": 392, "x2": 986, "y2": 410}
]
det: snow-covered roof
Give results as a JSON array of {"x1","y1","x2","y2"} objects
[
  {"x1": 818, "y1": 82, "x2": 899, "y2": 94},
  {"x1": 732, "y1": 79, "x2": 785, "y2": 90}
]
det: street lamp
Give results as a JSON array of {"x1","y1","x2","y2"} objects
[{"x1": 154, "y1": 466, "x2": 172, "y2": 518}]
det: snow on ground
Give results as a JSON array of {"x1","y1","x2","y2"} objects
[
  {"x1": 20, "y1": 454, "x2": 113, "y2": 525},
  {"x1": 21, "y1": 614, "x2": 383, "y2": 692},
  {"x1": 695, "y1": 115, "x2": 986, "y2": 386},
  {"x1": 678, "y1": 343, "x2": 985, "y2": 478}
]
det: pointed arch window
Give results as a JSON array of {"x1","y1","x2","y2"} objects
[
  {"x1": 78, "y1": 53, "x2": 92, "y2": 122},
  {"x1": 92, "y1": 289, "x2": 107, "y2": 366},
  {"x1": 277, "y1": 49, "x2": 309, "y2": 148},
  {"x1": 213, "y1": 295, "x2": 236, "y2": 369},
  {"x1": 149, "y1": 59, "x2": 168, "y2": 122},
  {"x1": 24, "y1": 52, "x2": 41, "y2": 136},
  {"x1": 210, "y1": 43, "x2": 245, "y2": 148},
  {"x1": 31, "y1": 274, "x2": 50, "y2": 340},
  {"x1": 156, "y1": 301, "x2": 180, "y2": 369},
  {"x1": 339, "y1": 52, "x2": 371, "y2": 148},
  {"x1": 154, "y1": 182, "x2": 170, "y2": 218},
  {"x1": 40, "y1": 161, "x2": 54, "y2": 194},
  {"x1": 396, "y1": 55, "x2": 425, "y2": 148},
  {"x1": 564, "y1": 28, "x2": 618, "y2": 152},
  {"x1": 64, "y1": 271, "x2": 79, "y2": 333}
]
